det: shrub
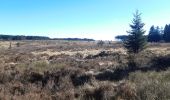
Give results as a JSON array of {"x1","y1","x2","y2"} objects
[
  {"x1": 114, "y1": 82, "x2": 137, "y2": 100},
  {"x1": 97, "y1": 40, "x2": 104, "y2": 47},
  {"x1": 129, "y1": 71, "x2": 170, "y2": 100},
  {"x1": 80, "y1": 82, "x2": 115, "y2": 100}
]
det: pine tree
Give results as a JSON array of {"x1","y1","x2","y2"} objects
[
  {"x1": 148, "y1": 25, "x2": 162, "y2": 42},
  {"x1": 163, "y1": 24, "x2": 170, "y2": 42},
  {"x1": 124, "y1": 10, "x2": 147, "y2": 53},
  {"x1": 148, "y1": 25, "x2": 155, "y2": 42}
]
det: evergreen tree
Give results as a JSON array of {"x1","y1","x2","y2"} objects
[
  {"x1": 148, "y1": 25, "x2": 155, "y2": 42},
  {"x1": 124, "y1": 10, "x2": 147, "y2": 53},
  {"x1": 148, "y1": 25, "x2": 162, "y2": 42},
  {"x1": 115, "y1": 35, "x2": 128, "y2": 41},
  {"x1": 163, "y1": 24, "x2": 170, "y2": 42}
]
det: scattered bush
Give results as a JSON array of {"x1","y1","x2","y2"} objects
[{"x1": 97, "y1": 40, "x2": 104, "y2": 47}]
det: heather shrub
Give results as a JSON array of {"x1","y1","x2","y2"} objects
[
  {"x1": 80, "y1": 82, "x2": 115, "y2": 100},
  {"x1": 114, "y1": 82, "x2": 137, "y2": 100},
  {"x1": 129, "y1": 71, "x2": 170, "y2": 100}
]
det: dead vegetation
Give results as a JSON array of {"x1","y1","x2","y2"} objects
[{"x1": 0, "y1": 41, "x2": 170, "y2": 100}]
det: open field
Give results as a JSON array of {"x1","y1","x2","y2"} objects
[{"x1": 0, "y1": 40, "x2": 170, "y2": 100}]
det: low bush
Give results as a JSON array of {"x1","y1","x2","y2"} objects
[{"x1": 129, "y1": 71, "x2": 170, "y2": 100}]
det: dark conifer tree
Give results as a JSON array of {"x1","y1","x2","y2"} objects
[
  {"x1": 163, "y1": 24, "x2": 170, "y2": 42},
  {"x1": 124, "y1": 10, "x2": 147, "y2": 53},
  {"x1": 148, "y1": 26, "x2": 162, "y2": 42}
]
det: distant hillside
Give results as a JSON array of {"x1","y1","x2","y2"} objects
[{"x1": 0, "y1": 35, "x2": 95, "y2": 41}]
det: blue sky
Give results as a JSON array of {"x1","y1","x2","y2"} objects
[{"x1": 0, "y1": 0, "x2": 170, "y2": 40}]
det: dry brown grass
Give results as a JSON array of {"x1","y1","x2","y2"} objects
[{"x1": 0, "y1": 41, "x2": 170, "y2": 99}]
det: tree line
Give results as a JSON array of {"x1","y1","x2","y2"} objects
[
  {"x1": 0, "y1": 34, "x2": 95, "y2": 41},
  {"x1": 51, "y1": 38, "x2": 94, "y2": 41},
  {"x1": 0, "y1": 35, "x2": 50, "y2": 40},
  {"x1": 116, "y1": 24, "x2": 170, "y2": 43}
]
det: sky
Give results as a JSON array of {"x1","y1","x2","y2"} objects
[{"x1": 0, "y1": 0, "x2": 170, "y2": 40}]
